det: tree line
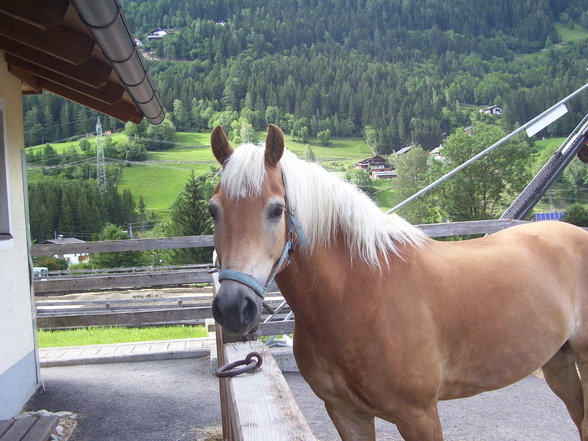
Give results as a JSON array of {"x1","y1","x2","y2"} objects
[
  {"x1": 28, "y1": 178, "x2": 141, "y2": 243},
  {"x1": 23, "y1": 0, "x2": 588, "y2": 153}
]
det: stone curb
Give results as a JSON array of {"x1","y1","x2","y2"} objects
[
  {"x1": 40, "y1": 348, "x2": 211, "y2": 367},
  {"x1": 39, "y1": 337, "x2": 300, "y2": 372},
  {"x1": 39, "y1": 337, "x2": 216, "y2": 367}
]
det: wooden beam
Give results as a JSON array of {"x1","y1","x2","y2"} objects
[
  {"x1": 33, "y1": 269, "x2": 213, "y2": 293},
  {"x1": 0, "y1": 12, "x2": 94, "y2": 65},
  {"x1": 0, "y1": 36, "x2": 111, "y2": 88},
  {"x1": 257, "y1": 321, "x2": 295, "y2": 337},
  {"x1": 7, "y1": 54, "x2": 125, "y2": 105},
  {"x1": 35, "y1": 77, "x2": 143, "y2": 123},
  {"x1": 417, "y1": 219, "x2": 528, "y2": 237},
  {"x1": 0, "y1": 0, "x2": 69, "y2": 30},
  {"x1": 9, "y1": 65, "x2": 41, "y2": 93},
  {"x1": 37, "y1": 306, "x2": 213, "y2": 329},
  {"x1": 221, "y1": 341, "x2": 317, "y2": 440},
  {"x1": 31, "y1": 235, "x2": 214, "y2": 256}
]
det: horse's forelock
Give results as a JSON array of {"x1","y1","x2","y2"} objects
[{"x1": 220, "y1": 144, "x2": 267, "y2": 199}]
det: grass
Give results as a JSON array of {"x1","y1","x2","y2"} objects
[
  {"x1": 554, "y1": 22, "x2": 588, "y2": 43},
  {"x1": 174, "y1": 131, "x2": 211, "y2": 147},
  {"x1": 116, "y1": 131, "x2": 371, "y2": 215},
  {"x1": 284, "y1": 135, "x2": 373, "y2": 161},
  {"x1": 116, "y1": 162, "x2": 211, "y2": 216},
  {"x1": 28, "y1": 133, "x2": 127, "y2": 154},
  {"x1": 515, "y1": 23, "x2": 588, "y2": 62},
  {"x1": 535, "y1": 137, "x2": 566, "y2": 153},
  {"x1": 37, "y1": 325, "x2": 208, "y2": 348}
]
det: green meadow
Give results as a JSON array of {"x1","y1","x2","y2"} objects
[
  {"x1": 118, "y1": 132, "x2": 372, "y2": 215},
  {"x1": 28, "y1": 132, "x2": 128, "y2": 154},
  {"x1": 554, "y1": 23, "x2": 588, "y2": 43},
  {"x1": 30, "y1": 130, "x2": 373, "y2": 217},
  {"x1": 516, "y1": 23, "x2": 588, "y2": 62},
  {"x1": 535, "y1": 137, "x2": 566, "y2": 153},
  {"x1": 27, "y1": 129, "x2": 575, "y2": 224},
  {"x1": 117, "y1": 162, "x2": 204, "y2": 217},
  {"x1": 38, "y1": 325, "x2": 207, "y2": 347}
]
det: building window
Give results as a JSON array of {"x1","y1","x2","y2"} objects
[{"x1": 0, "y1": 98, "x2": 13, "y2": 248}]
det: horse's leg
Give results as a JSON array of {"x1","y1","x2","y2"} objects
[
  {"x1": 324, "y1": 402, "x2": 375, "y2": 441},
  {"x1": 394, "y1": 405, "x2": 444, "y2": 441},
  {"x1": 569, "y1": 343, "x2": 588, "y2": 441},
  {"x1": 542, "y1": 345, "x2": 584, "y2": 439}
]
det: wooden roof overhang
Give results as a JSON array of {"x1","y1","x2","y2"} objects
[{"x1": 0, "y1": 0, "x2": 164, "y2": 124}]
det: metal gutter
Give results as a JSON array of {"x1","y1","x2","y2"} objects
[{"x1": 70, "y1": 0, "x2": 165, "y2": 124}]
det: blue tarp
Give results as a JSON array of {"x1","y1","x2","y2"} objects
[{"x1": 533, "y1": 212, "x2": 565, "y2": 221}]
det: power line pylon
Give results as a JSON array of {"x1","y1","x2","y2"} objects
[{"x1": 95, "y1": 117, "x2": 107, "y2": 192}]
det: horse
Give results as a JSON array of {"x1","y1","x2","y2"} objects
[{"x1": 209, "y1": 124, "x2": 588, "y2": 441}]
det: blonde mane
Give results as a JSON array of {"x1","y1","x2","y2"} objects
[{"x1": 220, "y1": 143, "x2": 428, "y2": 266}]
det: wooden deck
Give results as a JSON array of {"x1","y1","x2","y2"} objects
[{"x1": 0, "y1": 416, "x2": 59, "y2": 441}]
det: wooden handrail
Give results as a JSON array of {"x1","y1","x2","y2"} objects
[
  {"x1": 31, "y1": 234, "x2": 214, "y2": 256},
  {"x1": 31, "y1": 219, "x2": 535, "y2": 257}
]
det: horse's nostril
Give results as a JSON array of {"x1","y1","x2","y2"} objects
[
  {"x1": 241, "y1": 295, "x2": 258, "y2": 325},
  {"x1": 212, "y1": 282, "x2": 260, "y2": 335}
]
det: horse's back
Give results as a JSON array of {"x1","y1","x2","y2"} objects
[{"x1": 416, "y1": 221, "x2": 588, "y2": 399}]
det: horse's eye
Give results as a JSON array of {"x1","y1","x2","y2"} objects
[
  {"x1": 268, "y1": 204, "x2": 285, "y2": 220},
  {"x1": 208, "y1": 204, "x2": 219, "y2": 221}
]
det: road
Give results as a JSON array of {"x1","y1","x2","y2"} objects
[{"x1": 26, "y1": 356, "x2": 578, "y2": 441}]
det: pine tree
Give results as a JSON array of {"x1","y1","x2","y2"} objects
[{"x1": 163, "y1": 172, "x2": 215, "y2": 264}]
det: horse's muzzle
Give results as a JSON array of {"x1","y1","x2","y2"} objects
[{"x1": 212, "y1": 280, "x2": 261, "y2": 336}]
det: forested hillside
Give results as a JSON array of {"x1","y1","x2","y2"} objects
[{"x1": 24, "y1": 0, "x2": 588, "y2": 152}]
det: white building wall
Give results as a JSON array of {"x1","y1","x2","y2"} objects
[{"x1": 0, "y1": 50, "x2": 40, "y2": 418}]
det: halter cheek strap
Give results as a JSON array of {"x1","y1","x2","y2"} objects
[{"x1": 217, "y1": 211, "x2": 307, "y2": 299}]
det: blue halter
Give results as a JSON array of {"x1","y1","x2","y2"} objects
[{"x1": 218, "y1": 210, "x2": 308, "y2": 299}]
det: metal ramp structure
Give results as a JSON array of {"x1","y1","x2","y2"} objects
[{"x1": 500, "y1": 112, "x2": 588, "y2": 220}]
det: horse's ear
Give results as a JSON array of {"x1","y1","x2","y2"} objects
[
  {"x1": 211, "y1": 126, "x2": 234, "y2": 166},
  {"x1": 265, "y1": 124, "x2": 284, "y2": 167}
]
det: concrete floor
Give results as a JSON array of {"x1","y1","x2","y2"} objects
[{"x1": 26, "y1": 355, "x2": 579, "y2": 441}]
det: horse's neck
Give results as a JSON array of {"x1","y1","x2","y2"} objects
[{"x1": 275, "y1": 237, "x2": 381, "y2": 321}]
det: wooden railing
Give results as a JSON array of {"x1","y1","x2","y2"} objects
[{"x1": 30, "y1": 220, "x2": 530, "y2": 332}]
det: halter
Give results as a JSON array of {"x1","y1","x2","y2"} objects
[{"x1": 217, "y1": 209, "x2": 308, "y2": 299}]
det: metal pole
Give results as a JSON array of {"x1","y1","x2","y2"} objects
[{"x1": 386, "y1": 82, "x2": 588, "y2": 214}]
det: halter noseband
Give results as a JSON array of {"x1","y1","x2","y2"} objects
[{"x1": 217, "y1": 210, "x2": 308, "y2": 299}]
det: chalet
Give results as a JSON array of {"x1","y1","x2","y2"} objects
[
  {"x1": 146, "y1": 28, "x2": 168, "y2": 41},
  {"x1": 0, "y1": 0, "x2": 163, "y2": 419},
  {"x1": 371, "y1": 170, "x2": 397, "y2": 179},
  {"x1": 39, "y1": 237, "x2": 88, "y2": 266},
  {"x1": 429, "y1": 146, "x2": 444, "y2": 161},
  {"x1": 355, "y1": 155, "x2": 397, "y2": 179},
  {"x1": 355, "y1": 154, "x2": 388, "y2": 170},
  {"x1": 395, "y1": 146, "x2": 413, "y2": 155},
  {"x1": 481, "y1": 105, "x2": 502, "y2": 115}
]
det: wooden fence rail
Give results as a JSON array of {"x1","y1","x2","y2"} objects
[
  {"x1": 34, "y1": 267, "x2": 214, "y2": 294},
  {"x1": 30, "y1": 220, "x2": 528, "y2": 258},
  {"x1": 30, "y1": 220, "x2": 531, "y2": 295},
  {"x1": 36, "y1": 295, "x2": 293, "y2": 331},
  {"x1": 30, "y1": 234, "x2": 214, "y2": 256}
]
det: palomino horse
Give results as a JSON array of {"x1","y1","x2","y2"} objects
[{"x1": 210, "y1": 124, "x2": 588, "y2": 441}]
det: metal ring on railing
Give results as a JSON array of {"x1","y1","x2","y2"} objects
[{"x1": 215, "y1": 352, "x2": 263, "y2": 378}]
